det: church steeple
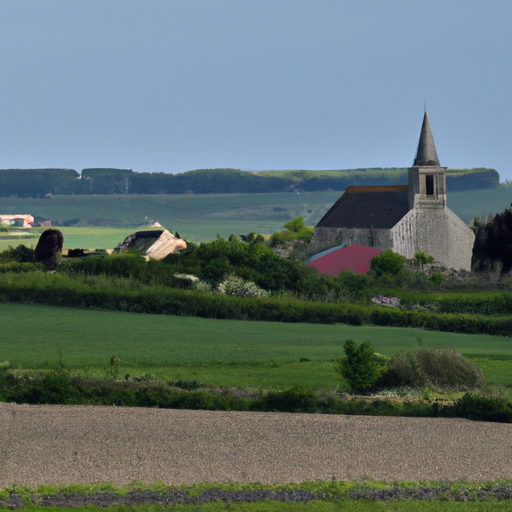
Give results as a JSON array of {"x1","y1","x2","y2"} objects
[
  {"x1": 408, "y1": 112, "x2": 447, "y2": 210},
  {"x1": 413, "y1": 112, "x2": 440, "y2": 167}
]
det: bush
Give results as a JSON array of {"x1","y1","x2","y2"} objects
[
  {"x1": 4, "y1": 372, "x2": 83, "y2": 405},
  {"x1": 377, "y1": 351, "x2": 424, "y2": 389},
  {"x1": 270, "y1": 217, "x2": 314, "y2": 246},
  {"x1": 336, "y1": 270, "x2": 373, "y2": 301},
  {"x1": 378, "y1": 348, "x2": 485, "y2": 392},
  {"x1": 413, "y1": 251, "x2": 435, "y2": 266},
  {"x1": 416, "y1": 348, "x2": 485, "y2": 391},
  {"x1": 0, "y1": 245, "x2": 37, "y2": 264},
  {"x1": 217, "y1": 273, "x2": 269, "y2": 298},
  {"x1": 336, "y1": 339, "x2": 384, "y2": 393},
  {"x1": 253, "y1": 385, "x2": 318, "y2": 413},
  {"x1": 13, "y1": 245, "x2": 36, "y2": 263},
  {"x1": 370, "y1": 249, "x2": 406, "y2": 277},
  {"x1": 429, "y1": 272, "x2": 445, "y2": 286},
  {"x1": 452, "y1": 393, "x2": 512, "y2": 422}
]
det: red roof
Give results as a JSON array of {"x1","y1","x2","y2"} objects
[{"x1": 308, "y1": 243, "x2": 382, "y2": 275}]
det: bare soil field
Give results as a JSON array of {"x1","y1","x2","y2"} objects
[{"x1": 1, "y1": 403, "x2": 512, "y2": 488}]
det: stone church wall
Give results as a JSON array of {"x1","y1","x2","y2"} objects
[
  {"x1": 314, "y1": 226, "x2": 393, "y2": 253},
  {"x1": 391, "y1": 208, "x2": 474, "y2": 270}
]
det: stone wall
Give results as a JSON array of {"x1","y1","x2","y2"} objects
[
  {"x1": 314, "y1": 226, "x2": 393, "y2": 253},
  {"x1": 391, "y1": 207, "x2": 474, "y2": 270}
]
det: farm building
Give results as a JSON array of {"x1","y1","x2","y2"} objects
[
  {"x1": 314, "y1": 112, "x2": 475, "y2": 270},
  {"x1": 115, "y1": 228, "x2": 186, "y2": 260},
  {"x1": 0, "y1": 214, "x2": 34, "y2": 228}
]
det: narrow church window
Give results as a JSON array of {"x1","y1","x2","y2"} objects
[{"x1": 426, "y1": 175, "x2": 434, "y2": 196}]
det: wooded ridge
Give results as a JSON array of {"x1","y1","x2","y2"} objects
[{"x1": 0, "y1": 167, "x2": 499, "y2": 197}]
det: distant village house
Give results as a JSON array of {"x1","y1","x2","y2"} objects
[
  {"x1": 115, "y1": 228, "x2": 187, "y2": 260},
  {"x1": 0, "y1": 214, "x2": 34, "y2": 228}
]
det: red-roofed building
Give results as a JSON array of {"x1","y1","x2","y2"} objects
[{"x1": 307, "y1": 243, "x2": 382, "y2": 275}]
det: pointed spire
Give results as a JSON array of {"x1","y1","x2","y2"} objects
[{"x1": 413, "y1": 112, "x2": 440, "y2": 166}]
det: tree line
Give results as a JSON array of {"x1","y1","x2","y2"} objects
[{"x1": 0, "y1": 167, "x2": 499, "y2": 197}]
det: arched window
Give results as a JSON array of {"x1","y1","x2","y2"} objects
[{"x1": 426, "y1": 175, "x2": 434, "y2": 196}]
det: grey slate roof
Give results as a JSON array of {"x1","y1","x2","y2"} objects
[
  {"x1": 316, "y1": 186, "x2": 409, "y2": 229},
  {"x1": 413, "y1": 112, "x2": 440, "y2": 166}
]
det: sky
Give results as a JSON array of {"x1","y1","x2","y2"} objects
[{"x1": 1, "y1": 1, "x2": 511, "y2": 180}]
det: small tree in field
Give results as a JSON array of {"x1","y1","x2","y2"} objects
[{"x1": 337, "y1": 339, "x2": 383, "y2": 393}]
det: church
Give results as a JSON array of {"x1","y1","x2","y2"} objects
[{"x1": 314, "y1": 113, "x2": 475, "y2": 270}]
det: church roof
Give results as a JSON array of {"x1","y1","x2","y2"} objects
[
  {"x1": 413, "y1": 112, "x2": 440, "y2": 166},
  {"x1": 316, "y1": 185, "x2": 409, "y2": 229}
]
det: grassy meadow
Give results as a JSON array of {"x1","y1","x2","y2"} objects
[
  {"x1": 0, "y1": 191, "x2": 342, "y2": 244},
  {"x1": 1, "y1": 302, "x2": 511, "y2": 392}
]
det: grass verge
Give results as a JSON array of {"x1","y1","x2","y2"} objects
[{"x1": 3, "y1": 481, "x2": 512, "y2": 510}]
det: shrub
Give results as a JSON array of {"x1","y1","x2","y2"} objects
[
  {"x1": 416, "y1": 348, "x2": 485, "y2": 391},
  {"x1": 0, "y1": 245, "x2": 37, "y2": 264},
  {"x1": 370, "y1": 249, "x2": 406, "y2": 277},
  {"x1": 378, "y1": 348, "x2": 485, "y2": 392},
  {"x1": 253, "y1": 385, "x2": 318, "y2": 413},
  {"x1": 270, "y1": 217, "x2": 314, "y2": 245},
  {"x1": 336, "y1": 339, "x2": 384, "y2": 393},
  {"x1": 5, "y1": 372, "x2": 83, "y2": 405},
  {"x1": 429, "y1": 272, "x2": 445, "y2": 286},
  {"x1": 377, "y1": 351, "x2": 424, "y2": 389},
  {"x1": 336, "y1": 270, "x2": 373, "y2": 301},
  {"x1": 217, "y1": 273, "x2": 269, "y2": 298},
  {"x1": 452, "y1": 393, "x2": 512, "y2": 422},
  {"x1": 413, "y1": 251, "x2": 435, "y2": 266},
  {"x1": 13, "y1": 245, "x2": 36, "y2": 263}
]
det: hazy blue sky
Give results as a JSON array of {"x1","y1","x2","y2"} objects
[{"x1": 1, "y1": 1, "x2": 511, "y2": 179}]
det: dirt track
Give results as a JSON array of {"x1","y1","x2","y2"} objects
[{"x1": 2, "y1": 403, "x2": 512, "y2": 487}]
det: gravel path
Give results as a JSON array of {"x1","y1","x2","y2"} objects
[{"x1": 2, "y1": 403, "x2": 512, "y2": 487}]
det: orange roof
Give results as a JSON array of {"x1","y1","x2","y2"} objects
[{"x1": 345, "y1": 185, "x2": 408, "y2": 193}]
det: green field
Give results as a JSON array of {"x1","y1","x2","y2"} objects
[
  {"x1": 1, "y1": 303, "x2": 511, "y2": 391},
  {"x1": 0, "y1": 192, "x2": 341, "y2": 243},
  {"x1": 1, "y1": 187, "x2": 511, "y2": 247},
  {"x1": 0, "y1": 227, "x2": 137, "y2": 252}
]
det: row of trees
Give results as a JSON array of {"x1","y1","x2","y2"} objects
[
  {"x1": 0, "y1": 167, "x2": 499, "y2": 197},
  {"x1": 472, "y1": 204, "x2": 512, "y2": 273}
]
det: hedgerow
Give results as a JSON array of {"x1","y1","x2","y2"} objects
[
  {"x1": 2, "y1": 372, "x2": 512, "y2": 424},
  {"x1": 1, "y1": 271, "x2": 512, "y2": 334},
  {"x1": 370, "y1": 308, "x2": 512, "y2": 336},
  {"x1": 0, "y1": 272, "x2": 367, "y2": 324}
]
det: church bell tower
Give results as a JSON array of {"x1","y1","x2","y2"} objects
[{"x1": 408, "y1": 112, "x2": 447, "y2": 210}]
